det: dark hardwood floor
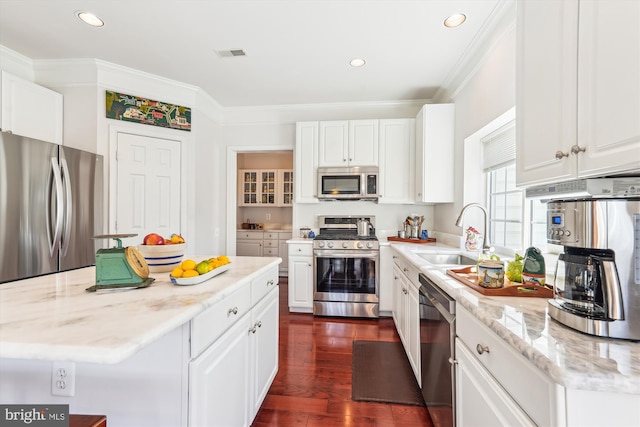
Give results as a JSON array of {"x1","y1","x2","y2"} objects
[{"x1": 252, "y1": 277, "x2": 434, "y2": 427}]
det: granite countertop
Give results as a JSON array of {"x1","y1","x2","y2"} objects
[
  {"x1": 390, "y1": 242, "x2": 640, "y2": 395},
  {"x1": 0, "y1": 256, "x2": 281, "y2": 364}
]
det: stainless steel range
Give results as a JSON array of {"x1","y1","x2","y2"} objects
[{"x1": 313, "y1": 215, "x2": 379, "y2": 318}]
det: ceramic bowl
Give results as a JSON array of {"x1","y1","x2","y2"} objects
[{"x1": 137, "y1": 243, "x2": 186, "y2": 273}]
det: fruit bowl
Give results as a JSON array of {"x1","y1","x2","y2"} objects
[{"x1": 137, "y1": 243, "x2": 186, "y2": 273}]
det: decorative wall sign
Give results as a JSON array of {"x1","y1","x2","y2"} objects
[{"x1": 105, "y1": 91, "x2": 191, "y2": 131}]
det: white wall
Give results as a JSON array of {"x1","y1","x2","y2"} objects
[{"x1": 435, "y1": 6, "x2": 517, "y2": 238}]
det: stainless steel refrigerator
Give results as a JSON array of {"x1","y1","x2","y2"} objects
[{"x1": 0, "y1": 131, "x2": 103, "y2": 283}]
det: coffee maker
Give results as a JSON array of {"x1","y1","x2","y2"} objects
[{"x1": 536, "y1": 178, "x2": 640, "y2": 340}]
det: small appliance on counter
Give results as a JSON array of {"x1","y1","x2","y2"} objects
[
  {"x1": 86, "y1": 234, "x2": 155, "y2": 292},
  {"x1": 530, "y1": 177, "x2": 640, "y2": 340}
]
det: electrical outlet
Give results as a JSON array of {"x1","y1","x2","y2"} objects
[
  {"x1": 51, "y1": 361, "x2": 76, "y2": 397},
  {"x1": 266, "y1": 213, "x2": 271, "y2": 220}
]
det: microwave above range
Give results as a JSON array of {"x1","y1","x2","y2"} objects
[{"x1": 317, "y1": 166, "x2": 378, "y2": 201}]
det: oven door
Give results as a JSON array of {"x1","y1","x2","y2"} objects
[{"x1": 313, "y1": 250, "x2": 379, "y2": 303}]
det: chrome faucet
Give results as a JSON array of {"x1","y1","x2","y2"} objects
[{"x1": 455, "y1": 203, "x2": 492, "y2": 256}]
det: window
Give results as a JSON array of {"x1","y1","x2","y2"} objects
[
  {"x1": 481, "y1": 118, "x2": 546, "y2": 253},
  {"x1": 463, "y1": 108, "x2": 547, "y2": 255},
  {"x1": 487, "y1": 163, "x2": 523, "y2": 249}
]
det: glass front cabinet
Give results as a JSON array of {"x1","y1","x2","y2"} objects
[
  {"x1": 279, "y1": 170, "x2": 293, "y2": 206},
  {"x1": 239, "y1": 169, "x2": 293, "y2": 207}
]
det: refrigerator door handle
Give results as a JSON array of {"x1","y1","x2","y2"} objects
[
  {"x1": 59, "y1": 155, "x2": 73, "y2": 257},
  {"x1": 48, "y1": 157, "x2": 64, "y2": 256}
]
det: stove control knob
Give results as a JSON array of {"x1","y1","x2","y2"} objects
[
  {"x1": 317, "y1": 241, "x2": 325, "y2": 248},
  {"x1": 327, "y1": 242, "x2": 334, "y2": 249},
  {"x1": 342, "y1": 242, "x2": 349, "y2": 249},
  {"x1": 367, "y1": 242, "x2": 374, "y2": 249},
  {"x1": 357, "y1": 242, "x2": 364, "y2": 249}
]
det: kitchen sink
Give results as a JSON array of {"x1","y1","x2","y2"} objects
[{"x1": 416, "y1": 253, "x2": 477, "y2": 266}]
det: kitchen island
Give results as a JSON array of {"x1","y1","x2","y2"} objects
[
  {"x1": 390, "y1": 242, "x2": 640, "y2": 426},
  {"x1": 0, "y1": 256, "x2": 281, "y2": 427}
]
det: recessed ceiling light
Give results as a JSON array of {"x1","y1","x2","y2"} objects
[
  {"x1": 444, "y1": 13, "x2": 466, "y2": 28},
  {"x1": 350, "y1": 58, "x2": 366, "y2": 67},
  {"x1": 76, "y1": 11, "x2": 104, "y2": 27}
]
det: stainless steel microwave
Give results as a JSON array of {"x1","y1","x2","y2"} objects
[{"x1": 317, "y1": 166, "x2": 378, "y2": 200}]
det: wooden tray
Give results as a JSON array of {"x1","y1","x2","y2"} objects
[
  {"x1": 387, "y1": 236, "x2": 436, "y2": 244},
  {"x1": 446, "y1": 266, "x2": 553, "y2": 298}
]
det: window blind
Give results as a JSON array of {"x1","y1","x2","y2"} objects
[{"x1": 482, "y1": 120, "x2": 516, "y2": 172}]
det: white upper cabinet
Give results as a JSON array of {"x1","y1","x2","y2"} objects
[
  {"x1": 318, "y1": 120, "x2": 379, "y2": 167},
  {"x1": 378, "y1": 118, "x2": 415, "y2": 204},
  {"x1": 1, "y1": 71, "x2": 63, "y2": 145},
  {"x1": 516, "y1": 0, "x2": 640, "y2": 187},
  {"x1": 575, "y1": 0, "x2": 640, "y2": 177},
  {"x1": 294, "y1": 121, "x2": 319, "y2": 203},
  {"x1": 415, "y1": 104, "x2": 455, "y2": 204}
]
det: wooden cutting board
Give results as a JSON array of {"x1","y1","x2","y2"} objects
[
  {"x1": 387, "y1": 236, "x2": 436, "y2": 244},
  {"x1": 447, "y1": 266, "x2": 553, "y2": 298}
]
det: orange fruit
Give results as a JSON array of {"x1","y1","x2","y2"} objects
[
  {"x1": 182, "y1": 269, "x2": 199, "y2": 278},
  {"x1": 181, "y1": 259, "x2": 196, "y2": 270}
]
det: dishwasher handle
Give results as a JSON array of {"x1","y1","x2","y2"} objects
[{"x1": 419, "y1": 273, "x2": 456, "y2": 316}]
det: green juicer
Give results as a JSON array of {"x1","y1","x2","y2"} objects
[{"x1": 86, "y1": 234, "x2": 155, "y2": 292}]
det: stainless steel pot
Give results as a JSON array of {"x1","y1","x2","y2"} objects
[{"x1": 357, "y1": 218, "x2": 373, "y2": 237}]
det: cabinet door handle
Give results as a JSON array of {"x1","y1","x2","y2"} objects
[
  {"x1": 555, "y1": 150, "x2": 570, "y2": 160},
  {"x1": 256, "y1": 321, "x2": 262, "y2": 328},
  {"x1": 403, "y1": 287, "x2": 408, "y2": 294},
  {"x1": 476, "y1": 344, "x2": 490, "y2": 355},
  {"x1": 249, "y1": 326, "x2": 257, "y2": 334},
  {"x1": 570, "y1": 144, "x2": 586, "y2": 155},
  {"x1": 267, "y1": 279, "x2": 275, "y2": 286},
  {"x1": 403, "y1": 267, "x2": 409, "y2": 273},
  {"x1": 228, "y1": 307, "x2": 238, "y2": 316},
  {"x1": 448, "y1": 357, "x2": 458, "y2": 366}
]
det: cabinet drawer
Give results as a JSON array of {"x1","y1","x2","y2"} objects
[
  {"x1": 191, "y1": 283, "x2": 251, "y2": 357},
  {"x1": 264, "y1": 232, "x2": 278, "y2": 240},
  {"x1": 263, "y1": 239, "x2": 278, "y2": 248},
  {"x1": 251, "y1": 266, "x2": 279, "y2": 305},
  {"x1": 278, "y1": 232, "x2": 293, "y2": 240},
  {"x1": 393, "y1": 253, "x2": 420, "y2": 286},
  {"x1": 457, "y1": 306, "x2": 557, "y2": 426},
  {"x1": 236, "y1": 231, "x2": 263, "y2": 240},
  {"x1": 263, "y1": 247, "x2": 279, "y2": 256},
  {"x1": 288, "y1": 243, "x2": 312, "y2": 257}
]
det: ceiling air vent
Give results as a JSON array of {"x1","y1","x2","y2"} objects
[{"x1": 215, "y1": 49, "x2": 247, "y2": 58}]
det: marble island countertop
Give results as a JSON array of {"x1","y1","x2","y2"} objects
[
  {"x1": 390, "y1": 242, "x2": 640, "y2": 395},
  {"x1": 0, "y1": 256, "x2": 281, "y2": 364}
]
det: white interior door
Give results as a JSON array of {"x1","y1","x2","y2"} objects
[{"x1": 115, "y1": 132, "x2": 181, "y2": 247}]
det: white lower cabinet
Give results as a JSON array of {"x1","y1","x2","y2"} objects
[
  {"x1": 189, "y1": 268, "x2": 279, "y2": 427},
  {"x1": 455, "y1": 337, "x2": 536, "y2": 427},
  {"x1": 391, "y1": 254, "x2": 421, "y2": 386},
  {"x1": 236, "y1": 231, "x2": 263, "y2": 257},
  {"x1": 189, "y1": 314, "x2": 252, "y2": 427},
  {"x1": 456, "y1": 305, "x2": 560, "y2": 427},
  {"x1": 287, "y1": 242, "x2": 313, "y2": 312},
  {"x1": 249, "y1": 287, "x2": 279, "y2": 418},
  {"x1": 378, "y1": 246, "x2": 394, "y2": 314}
]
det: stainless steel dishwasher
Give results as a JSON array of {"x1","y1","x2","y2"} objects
[{"x1": 419, "y1": 273, "x2": 455, "y2": 427}]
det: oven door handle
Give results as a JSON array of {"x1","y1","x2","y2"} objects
[{"x1": 314, "y1": 251, "x2": 379, "y2": 258}]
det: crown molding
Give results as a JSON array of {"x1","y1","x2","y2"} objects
[{"x1": 0, "y1": 45, "x2": 35, "y2": 80}]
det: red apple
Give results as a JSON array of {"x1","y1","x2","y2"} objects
[{"x1": 143, "y1": 233, "x2": 165, "y2": 245}]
